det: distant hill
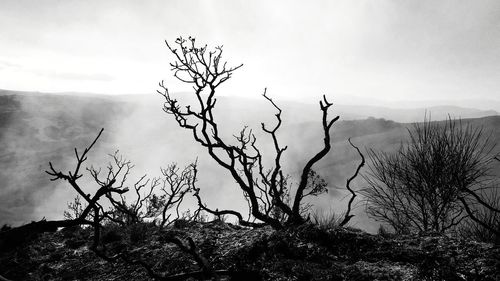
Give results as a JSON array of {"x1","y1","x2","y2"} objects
[
  {"x1": 2, "y1": 89, "x2": 498, "y2": 123},
  {"x1": 210, "y1": 96, "x2": 499, "y2": 124},
  {"x1": 1, "y1": 89, "x2": 499, "y2": 232}
]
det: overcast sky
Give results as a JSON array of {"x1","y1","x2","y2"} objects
[{"x1": 0, "y1": 0, "x2": 499, "y2": 106}]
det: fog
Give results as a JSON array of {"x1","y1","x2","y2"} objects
[
  {"x1": 0, "y1": 92, "x2": 144, "y2": 223},
  {"x1": 1, "y1": 0, "x2": 500, "y2": 234},
  {"x1": 1, "y1": 89, "x2": 499, "y2": 233}
]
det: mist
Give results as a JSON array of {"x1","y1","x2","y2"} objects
[
  {"x1": 3, "y1": 3, "x2": 500, "y2": 281},
  {"x1": 1, "y1": 88, "x2": 498, "y2": 234}
]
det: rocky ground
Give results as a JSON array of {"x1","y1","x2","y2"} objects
[{"x1": 0, "y1": 221, "x2": 499, "y2": 281}]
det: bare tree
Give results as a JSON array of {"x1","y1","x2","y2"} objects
[
  {"x1": 143, "y1": 162, "x2": 197, "y2": 227},
  {"x1": 45, "y1": 129, "x2": 130, "y2": 246},
  {"x1": 58, "y1": 132, "x2": 220, "y2": 280},
  {"x1": 362, "y1": 117, "x2": 499, "y2": 235},
  {"x1": 82, "y1": 151, "x2": 196, "y2": 228},
  {"x1": 158, "y1": 36, "x2": 364, "y2": 228}
]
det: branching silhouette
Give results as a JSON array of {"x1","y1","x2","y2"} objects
[
  {"x1": 339, "y1": 139, "x2": 366, "y2": 227},
  {"x1": 151, "y1": 162, "x2": 197, "y2": 227},
  {"x1": 1, "y1": 36, "x2": 369, "y2": 280},
  {"x1": 158, "y1": 36, "x2": 363, "y2": 228},
  {"x1": 63, "y1": 195, "x2": 85, "y2": 220},
  {"x1": 458, "y1": 187, "x2": 500, "y2": 243},
  {"x1": 362, "y1": 117, "x2": 500, "y2": 236},
  {"x1": 0, "y1": 130, "x2": 222, "y2": 280},
  {"x1": 457, "y1": 155, "x2": 500, "y2": 242}
]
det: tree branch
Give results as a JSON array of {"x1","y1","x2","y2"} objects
[{"x1": 339, "y1": 139, "x2": 365, "y2": 227}]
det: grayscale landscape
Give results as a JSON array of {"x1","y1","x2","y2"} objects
[{"x1": 1, "y1": 1, "x2": 499, "y2": 280}]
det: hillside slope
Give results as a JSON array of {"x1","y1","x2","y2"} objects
[{"x1": 1, "y1": 91, "x2": 499, "y2": 232}]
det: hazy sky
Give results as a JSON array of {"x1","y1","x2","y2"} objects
[{"x1": 1, "y1": 0, "x2": 499, "y2": 105}]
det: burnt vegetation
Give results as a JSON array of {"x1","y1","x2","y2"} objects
[
  {"x1": 157, "y1": 36, "x2": 363, "y2": 229},
  {"x1": 1, "y1": 37, "x2": 500, "y2": 280},
  {"x1": 362, "y1": 117, "x2": 500, "y2": 242}
]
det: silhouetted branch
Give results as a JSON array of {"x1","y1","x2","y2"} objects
[
  {"x1": 190, "y1": 163, "x2": 265, "y2": 228},
  {"x1": 159, "y1": 36, "x2": 359, "y2": 229},
  {"x1": 362, "y1": 117, "x2": 498, "y2": 234},
  {"x1": 459, "y1": 196, "x2": 500, "y2": 237},
  {"x1": 339, "y1": 139, "x2": 365, "y2": 227},
  {"x1": 291, "y1": 95, "x2": 339, "y2": 224},
  {"x1": 156, "y1": 163, "x2": 195, "y2": 227},
  {"x1": 46, "y1": 128, "x2": 105, "y2": 203},
  {"x1": 162, "y1": 235, "x2": 216, "y2": 278}
]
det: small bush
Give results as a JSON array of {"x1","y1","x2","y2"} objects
[{"x1": 311, "y1": 208, "x2": 344, "y2": 229}]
